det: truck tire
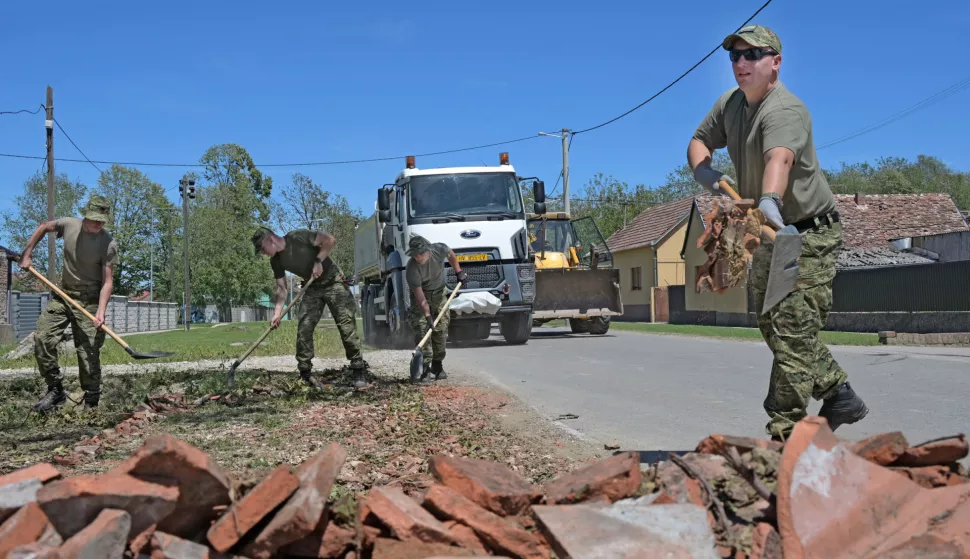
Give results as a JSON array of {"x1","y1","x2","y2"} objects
[
  {"x1": 387, "y1": 273, "x2": 413, "y2": 349},
  {"x1": 500, "y1": 312, "x2": 532, "y2": 345},
  {"x1": 569, "y1": 318, "x2": 590, "y2": 334},
  {"x1": 587, "y1": 316, "x2": 610, "y2": 335},
  {"x1": 475, "y1": 322, "x2": 492, "y2": 340}
]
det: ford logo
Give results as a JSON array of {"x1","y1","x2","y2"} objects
[{"x1": 460, "y1": 229, "x2": 481, "y2": 239}]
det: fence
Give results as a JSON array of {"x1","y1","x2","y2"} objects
[{"x1": 10, "y1": 292, "x2": 179, "y2": 341}]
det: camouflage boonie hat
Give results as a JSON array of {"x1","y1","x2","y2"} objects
[
  {"x1": 722, "y1": 25, "x2": 782, "y2": 53},
  {"x1": 251, "y1": 227, "x2": 275, "y2": 255},
  {"x1": 406, "y1": 235, "x2": 432, "y2": 256},
  {"x1": 80, "y1": 195, "x2": 111, "y2": 223}
]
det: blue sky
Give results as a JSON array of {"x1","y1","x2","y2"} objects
[{"x1": 2, "y1": 0, "x2": 969, "y2": 241}]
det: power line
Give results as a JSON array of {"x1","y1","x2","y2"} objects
[
  {"x1": 0, "y1": 104, "x2": 45, "y2": 115},
  {"x1": 53, "y1": 118, "x2": 103, "y2": 174},
  {"x1": 572, "y1": 0, "x2": 775, "y2": 135},
  {"x1": 817, "y1": 75, "x2": 970, "y2": 150}
]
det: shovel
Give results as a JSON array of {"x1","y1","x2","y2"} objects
[
  {"x1": 410, "y1": 281, "x2": 463, "y2": 382},
  {"x1": 227, "y1": 274, "x2": 319, "y2": 389},
  {"x1": 719, "y1": 180, "x2": 802, "y2": 315},
  {"x1": 24, "y1": 265, "x2": 176, "y2": 360}
]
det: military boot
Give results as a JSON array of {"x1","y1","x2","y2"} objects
[
  {"x1": 431, "y1": 360, "x2": 447, "y2": 380},
  {"x1": 33, "y1": 382, "x2": 67, "y2": 412},
  {"x1": 818, "y1": 382, "x2": 869, "y2": 431},
  {"x1": 83, "y1": 392, "x2": 100, "y2": 411},
  {"x1": 300, "y1": 371, "x2": 326, "y2": 390},
  {"x1": 350, "y1": 359, "x2": 369, "y2": 389}
]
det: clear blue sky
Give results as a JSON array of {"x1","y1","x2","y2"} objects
[{"x1": 2, "y1": 0, "x2": 968, "y2": 241}]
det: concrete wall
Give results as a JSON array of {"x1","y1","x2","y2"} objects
[
  {"x1": 11, "y1": 292, "x2": 178, "y2": 341},
  {"x1": 683, "y1": 211, "x2": 748, "y2": 313},
  {"x1": 912, "y1": 231, "x2": 970, "y2": 263}
]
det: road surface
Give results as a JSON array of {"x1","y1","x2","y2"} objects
[{"x1": 448, "y1": 327, "x2": 970, "y2": 452}]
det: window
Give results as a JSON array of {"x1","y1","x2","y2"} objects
[{"x1": 631, "y1": 266, "x2": 642, "y2": 291}]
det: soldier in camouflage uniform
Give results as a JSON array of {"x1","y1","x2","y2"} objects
[
  {"x1": 252, "y1": 227, "x2": 368, "y2": 389},
  {"x1": 18, "y1": 195, "x2": 118, "y2": 411},
  {"x1": 405, "y1": 235, "x2": 468, "y2": 381},
  {"x1": 687, "y1": 25, "x2": 869, "y2": 440}
]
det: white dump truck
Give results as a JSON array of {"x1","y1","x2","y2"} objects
[{"x1": 354, "y1": 152, "x2": 549, "y2": 347}]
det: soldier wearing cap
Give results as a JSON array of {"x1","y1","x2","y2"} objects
[
  {"x1": 404, "y1": 235, "x2": 468, "y2": 381},
  {"x1": 252, "y1": 227, "x2": 369, "y2": 389},
  {"x1": 687, "y1": 25, "x2": 869, "y2": 440},
  {"x1": 18, "y1": 195, "x2": 118, "y2": 411}
]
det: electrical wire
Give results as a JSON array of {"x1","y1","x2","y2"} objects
[
  {"x1": 0, "y1": 104, "x2": 45, "y2": 115},
  {"x1": 572, "y1": 0, "x2": 774, "y2": 135},
  {"x1": 53, "y1": 118, "x2": 103, "y2": 174},
  {"x1": 817, "y1": 75, "x2": 970, "y2": 150}
]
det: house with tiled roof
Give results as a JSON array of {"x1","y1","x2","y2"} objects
[{"x1": 603, "y1": 197, "x2": 695, "y2": 321}]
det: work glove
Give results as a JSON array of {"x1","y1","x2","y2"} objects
[
  {"x1": 456, "y1": 270, "x2": 469, "y2": 284},
  {"x1": 693, "y1": 165, "x2": 735, "y2": 196},
  {"x1": 758, "y1": 196, "x2": 785, "y2": 230},
  {"x1": 424, "y1": 322, "x2": 435, "y2": 338}
]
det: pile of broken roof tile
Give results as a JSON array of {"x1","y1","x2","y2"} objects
[
  {"x1": 695, "y1": 198, "x2": 764, "y2": 294},
  {"x1": 0, "y1": 418, "x2": 967, "y2": 558}
]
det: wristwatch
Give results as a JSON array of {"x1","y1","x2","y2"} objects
[{"x1": 314, "y1": 257, "x2": 324, "y2": 264}]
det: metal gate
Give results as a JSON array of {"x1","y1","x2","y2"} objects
[
  {"x1": 12, "y1": 291, "x2": 50, "y2": 341},
  {"x1": 653, "y1": 287, "x2": 670, "y2": 323}
]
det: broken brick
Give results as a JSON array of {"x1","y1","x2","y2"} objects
[
  {"x1": 429, "y1": 455, "x2": 540, "y2": 516},
  {"x1": 696, "y1": 435, "x2": 784, "y2": 456},
  {"x1": 371, "y1": 537, "x2": 477, "y2": 559},
  {"x1": 206, "y1": 464, "x2": 299, "y2": 553},
  {"x1": 151, "y1": 531, "x2": 246, "y2": 559},
  {"x1": 0, "y1": 464, "x2": 61, "y2": 488},
  {"x1": 892, "y1": 466, "x2": 966, "y2": 489},
  {"x1": 58, "y1": 508, "x2": 131, "y2": 559},
  {"x1": 892, "y1": 435, "x2": 969, "y2": 468},
  {"x1": 113, "y1": 434, "x2": 232, "y2": 539},
  {"x1": 36, "y1": 473, "x2": 178, "y2": 539},
  {"x1": 749, "y1": 523, "x2": 781, "y2": 559},
  {"x1": 282, "y1": 521, "x2": 356, "y2": 559},
  {"x1": 366, "y1": 485, "x2": 458, "y2": 545},
  {"x1": 243, "y1": 443, "x2": 347, "y2": 559},
  {"x1": 5, "y1": 542, "x2": 60, "y2": 558},
  {"x1": 542, "y1": 451, "x2": 641, "y2": 505},
  {"x1": 443, "y1": 520, "x2": 488, "y2": 553},
  {"x1": 877, "y1": 534, "x2": 967, "y2": 558},
  {"x1": 849, "y1": 431, "x2": 909, "y2": 466},
  {"x1": 423, "y1": 485, "x2": 545, "y2": 559},
  {"x1": 0, "y1": 478, "x2": 42, "y2": 524},
  {"x1": 0, "y1": 502, "x2": 51, "y2": 558}
]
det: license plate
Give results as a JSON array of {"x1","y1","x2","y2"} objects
[{"x1": 457, "y1": 253, "x2": 489, "y2": 262}]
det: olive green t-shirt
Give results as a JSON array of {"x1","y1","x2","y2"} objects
[
  {"x1": 692, "y1": 82, "x2": 836, "y2": 224},
  {"x1": 405, "y1": 242, "x2": 451, "y2": 292},
  {"x1": 54, "y1": 217, "x2": 118, "y2": 292},
  {"x1": 269, "y1": 229, "x2": 340, "y2": 283}
]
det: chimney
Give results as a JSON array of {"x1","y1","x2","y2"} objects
[{"x1": 855, "y1": 193, "x2": 866, "y2": 206}]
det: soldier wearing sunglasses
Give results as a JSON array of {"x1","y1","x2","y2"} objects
[{"x1": 687, "y1": 25, "x2": 869, "y2": 441}]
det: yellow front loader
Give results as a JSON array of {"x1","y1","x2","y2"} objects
[{"x1": 527, "y1": 212, "x2": 623, "y2": 335}]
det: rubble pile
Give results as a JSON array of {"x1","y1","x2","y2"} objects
[
  {"x1": 695, "y1": 198, "x2": 765, "y2": 294},
  {"x1": 0, "y1": 418, "x2": 968, "y2": 558}
]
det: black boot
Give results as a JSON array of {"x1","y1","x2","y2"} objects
[
  {"x1": 431, "y1": 360, "x2": 447, "y2": 380},
  {"x1": 300, "y1": 371, "x2": 326, "y2": 390},
  {"x1": 33, "y1": 384, "x2": 67, "y2": 412},
  {"x1": 818, "y1": 382, "x2": 869, "y2": 431},
  {"x1": 350, "y1": 360, "x2": 369, "y2": 389},
  {"x1": 83, "y1": 392, "x2": 100, "y2": 410}
]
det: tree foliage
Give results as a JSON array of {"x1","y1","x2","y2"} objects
[{"x1": 824, "y1": 155, "x2": 970, "y2": 209}]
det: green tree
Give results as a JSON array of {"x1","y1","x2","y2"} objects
[
  {"x1": 825, "y1": 155, "x2": 970, "y2": 209},
  {"x1": 200, "y1": 143, "x2": 273, "y2": 222},
  {"x1": 1, "y1": 171, "x2": 88, "y2": 287}
]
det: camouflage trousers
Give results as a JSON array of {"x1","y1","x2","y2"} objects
[
  {"x1": 34, "y1": 291, "x2": 105, "y2": 397},
  {"x1": 408, "y1": 287, "x2": 450, "y2": 363},
  {"x1": 750, "y1": 220, "x2": 848, "y2": 439},
  {"x1": 296, "y1": 280, "x2": 364, "y2": 373}
]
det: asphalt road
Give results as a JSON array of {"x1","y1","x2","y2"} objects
[{"x1": 447, "y1": 327, "x2": 970, "y2": 452}]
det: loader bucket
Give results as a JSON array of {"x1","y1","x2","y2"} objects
[{"x1": 531, "y1": 268, "x2": 623, "y2": 320}]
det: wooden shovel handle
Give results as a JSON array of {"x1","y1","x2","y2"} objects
[
  {"x1": 718, "y1": 180, "x2": 777, "y2": 242},
  {"x1": 234, "y1": 273, "x2": 320, "y2": 365},
  {"x1": 25, "y1": 265, "x2": 132, "y2": 350},
  {"x1": 417, "y1": 281, "x2": 463, "y2": 350}
]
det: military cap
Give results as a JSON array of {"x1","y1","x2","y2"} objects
[
  {"x1": 405, "y1": 234, "x2": 432, "y2": 256},
  {"x1": 80, "y1": 195, "x2": 111, "y2": 223},
  {"x1": 722, "y1": 24, "x2": 782, "y2": 53},
  {"x1": 251, "y1": 226, "x2": 276, "y2": 255}
]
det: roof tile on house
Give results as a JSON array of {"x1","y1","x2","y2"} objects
[
  {"x1": 837, "y1": 246, "x2": 935, "y2": 269},
  {"x1": 834, "y1": 193, "x2": 969, "y2": 249},
  {"x1": 604, "y1": 196, "x2": 695, "y2": 253}
]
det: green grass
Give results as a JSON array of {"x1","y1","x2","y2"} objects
[
  {"x1": 609, "y1": 322, "x2": 879, "y2": 346},
  {"x1": 0, "y1": 320, "x2": 355, "y2": 370}
]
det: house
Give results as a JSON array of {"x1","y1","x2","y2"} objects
[
  {"x1": 0, "y1": 244, "x2": 17, "y2": 345},
  {"x1": 603, "y1": 197, "x2": 694, "y2": 321},
  {"x1": 676, "y1": 192, "x2": 970, "y2": 330}
]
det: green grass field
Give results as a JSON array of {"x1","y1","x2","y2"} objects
[{"x1": 608, "y1": 321, "x2": 879, "y2": 346}]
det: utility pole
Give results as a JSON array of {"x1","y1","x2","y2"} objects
[
  {"x1": 149, "y1": 208, "x2": 154, "y2": 302},
  {"x1": 45, "y1": 86, "x2": 56, "y2": 283},
  {"x1": 561, "y1": 128, "x2": 571, "y2": 216},
  {"x1": 179, "y1": 176, "x2": 196, "y2": 330}
]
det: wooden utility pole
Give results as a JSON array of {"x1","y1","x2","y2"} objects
[{"x1": 45, "y1": 86, "x2": 56, "y2": 283}]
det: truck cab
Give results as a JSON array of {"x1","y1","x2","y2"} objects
[{"x1": 355, "y1": 153, "x2": 549, "y2": 347}]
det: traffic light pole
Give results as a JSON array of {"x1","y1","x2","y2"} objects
[{"x1": 179, "y1": 176, "x2": 196, "y2": 330}]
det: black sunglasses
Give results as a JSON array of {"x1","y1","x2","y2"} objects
[{"x1": 729, "y1": 47, "x2": 777, "y2": 62}]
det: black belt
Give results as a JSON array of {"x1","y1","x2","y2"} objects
[{"x1": 790, "y1": 211, "x2": 840, "y2": 233}]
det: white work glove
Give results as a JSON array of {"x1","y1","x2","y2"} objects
[
  {"x1": 758, "y1": 196, "x2": 785, "y2": 230},
  {"x1": 693, "y1": 165, "x2": 735, "y2": 196}
]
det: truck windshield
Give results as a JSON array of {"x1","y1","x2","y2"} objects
[{"x1": 408, "y1": 173, "x2": 523, "y2": 219}]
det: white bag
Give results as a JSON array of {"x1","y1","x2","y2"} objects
[{"x1": 449, "y1": 291, "x2": 503, "y2": 316}]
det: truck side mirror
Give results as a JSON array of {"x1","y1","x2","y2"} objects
[
  {"x1": 534, "y1": 202, "x2": 546, "y2": 214},
  {"x1": 533, "y1": 180, "x2": 546, "y2": 204},
  {"x1": 378, "y1": 210, "x2": 391, "y2": 223},
  {"x1": 377, "y1": 188, "x2": 390, "y2": 211}
]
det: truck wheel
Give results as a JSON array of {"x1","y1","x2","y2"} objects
[
  {"x1": 500, "y1": 312, "x2": 532, "y2": 345},
  {"x1": 569, "y1": 318, "x2": 590, "y2": 334},
  {"x1": 587, "y1": 316, "x2": 610, "y2": 335},
  {"x1": 475, "y1": 322, "x2": 492, "y2": 340}
]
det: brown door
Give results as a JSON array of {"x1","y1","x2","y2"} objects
[{"x1": 653, "y1": 287, "x2": 669, "y2": 323}]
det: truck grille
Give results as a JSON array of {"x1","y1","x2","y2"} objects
[
  {"x1": 520, "y1": 280, "x2": 535, "y2": 302},
  {"x1": 447, "y1": 264, "x2": 502, "y2": 289}
]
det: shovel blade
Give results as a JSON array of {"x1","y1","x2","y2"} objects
[
  {"x1": 227, "y1": 361, "x2": 240, "y2": 389},
  {"x1": 761, "y1": 224, "x2": 802, "y2": 315},
  {"x1": 125, "y1": 347, "x2": 177, "y2": 360},
  {"x1": 409, "y1": 349, "x2": 424, "y2": 383}
]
